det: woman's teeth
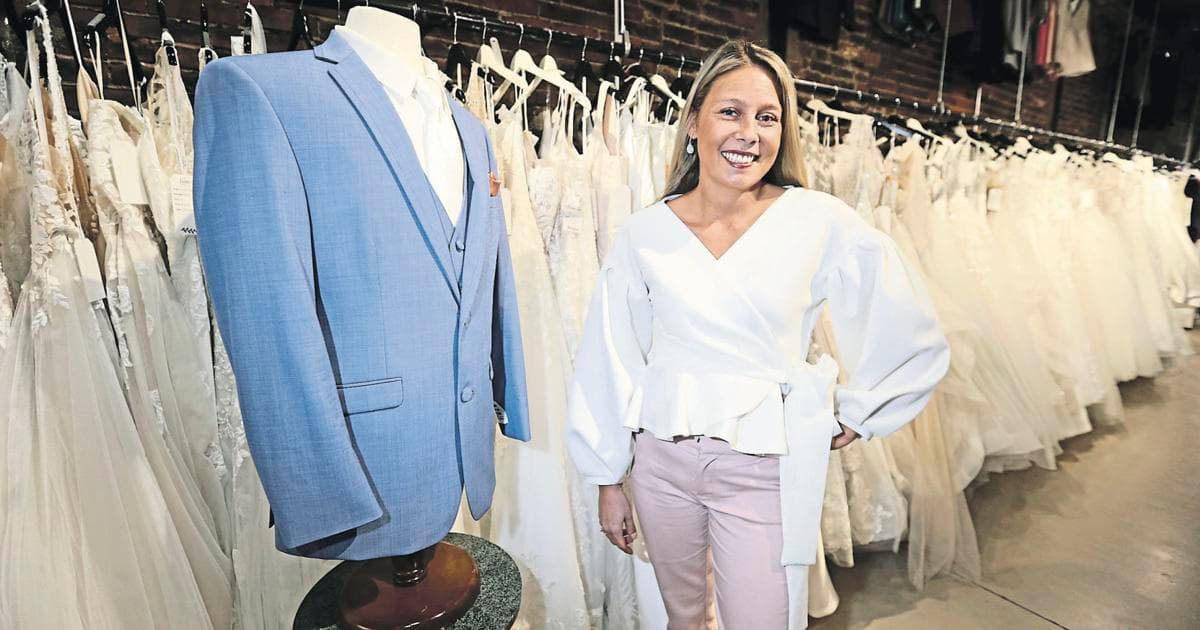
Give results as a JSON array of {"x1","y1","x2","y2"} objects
[{"x1": 721, "y1": 151, "x2": 756, "y2": 166}]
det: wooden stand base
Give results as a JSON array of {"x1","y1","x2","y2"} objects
[{"x1": 337, "y1": 543, "x2": 481, "y2": 630}]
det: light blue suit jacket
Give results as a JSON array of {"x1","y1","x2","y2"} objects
[{"x1": 192, "y1": 32, "x2": 530, "y2": 560}]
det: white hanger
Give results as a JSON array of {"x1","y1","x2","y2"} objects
[
  {"x1": 474, "y1": 19, "x2": 529, "y2": 101},
  {"x1": 905, "y1": 117, "x2": 950, "y2": 145},
  {"x1": 953, "y1": 123, "x2": 991, "y2": 154},
  {"x1": 805, "y1": 97, "x2": 856, "y2": 122},
  {"x1": 648, "y1": 73, "x2": 684, "y2": 109},
  {"x1": 1002, "y1": 136, "x2": 1033, "y2": 158},
  {"x1": 505, "y1": 49, "x2": 591, "y2": 112}
]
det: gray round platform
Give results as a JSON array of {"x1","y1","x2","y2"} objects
[{"x1": 293, "y1": 533, "x2": 521, "y2": 630}]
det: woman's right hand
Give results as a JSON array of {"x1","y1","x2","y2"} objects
[{"x1": 599, "y1": 484, "x2": 638, "y2": 554}]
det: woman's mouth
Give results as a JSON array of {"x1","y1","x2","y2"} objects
[{"x1": 720, "y1": 150, "x2": 758, "y2": 169}]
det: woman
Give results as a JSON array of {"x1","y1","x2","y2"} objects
[{"x1": 565, "y1": 41, "x2": 950, "y2": 629}]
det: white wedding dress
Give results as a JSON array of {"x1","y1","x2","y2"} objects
[
  {"x1": 457, "y1": 73, "x2": 595, "y2": 629},
  {"x1": 0, "y1": 16, "x2": 214, "y2": 628}
]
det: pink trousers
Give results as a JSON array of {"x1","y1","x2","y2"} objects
[{"x1": 628, "y1": 432, "x2": 789, "y2": 630}]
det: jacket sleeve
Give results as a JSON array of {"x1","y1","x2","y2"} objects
[
  {"x1": 820, "y1": 220, "x2": 950, "y2": 441},
  {"x1": 565, "y1": 227, "x2": 652, "y2": 485},
  {"x1": 193, "y1": 59, "x2": 383, "y2": 549},
  {"x1": 486, "y1": 132, "x2": 532, "y2": 442}
]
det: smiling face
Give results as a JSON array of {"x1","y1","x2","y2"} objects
[{"x1": 687, "y1": 64, "x2": 783, "y2": 193}]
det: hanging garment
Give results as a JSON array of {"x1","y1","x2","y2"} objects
[
  {"x1": 467, "y1": 104, "x2": 593, "y2": 630},
  {"x1": 783, "y1": 0, "x2": 857, "y2": 44},
  {"x1": 85, "y1": 98, "x2": 234, "y2": 629},
  {"x1": 891, "y1": 139, "x2": 1062, "y2": 473},
  {"x1": 1053, "y1": 0, "x2": 1096, "y2": 77},
  {"x1": 0, "y1": 14, "x2": 214, "y2": 629},
  {"x1": 0, "y1": 60, "x2": 30, "y2": 302},
  {"x1": 193, "y1": 30, "x2": 530, "y2": 560},
  {"x1": 544, "y1": 100, "x2": 601, "y2": 359},
  {"x1": 589, "y1": 85, "x2": 632, "y2": 263},
  {"x1": 566, "y1": 186, "x2": 950, "y2": 629}
]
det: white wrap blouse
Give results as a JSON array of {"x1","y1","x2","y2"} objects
[{"x1": 565, "y1": 186, "x2": 950, "y2": 584}]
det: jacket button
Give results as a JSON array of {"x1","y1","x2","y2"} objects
[
  {"x1": 454, "y1": 240, "x2": 465, "y2": 252},
  {"x1": 460, "y1": 386, "x2": 475, "y2": 403}
]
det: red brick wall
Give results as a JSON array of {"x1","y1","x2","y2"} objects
[{"x1": 20, "y1": 0, "x2": 1115, "y2": 141}]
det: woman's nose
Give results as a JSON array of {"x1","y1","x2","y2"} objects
[{"x1": 735, "y1": 122, "x2": 758, "y2": 144}]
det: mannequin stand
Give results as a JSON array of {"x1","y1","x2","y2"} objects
[
  {"x1": 294, "y1": 533, "x2": 521, "y2": 630},
  {"x1": 337, "y1": 542, "x2": 480, "y2": 629}
]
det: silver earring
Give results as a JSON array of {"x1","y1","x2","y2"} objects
[{"x1": 686, "y1": 138, "x2": 695, "y2": 154}]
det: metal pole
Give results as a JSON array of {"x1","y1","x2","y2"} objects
[
  {"x1": 1184, "y1": 78, "x2": 1200, "y2": 161},
  {"x1": 1015, "y1": 18, "x2": 1030, "y2": 123},
  {"x1": 1108, "y1": 0, "x2": 1137, "y2": 143},
  {"x1": 1131, "y1": 0, "x2": 1160, "y2": 149},
  {"x1": 936, "y1": 0, "x2": 953, "y2": 110}
]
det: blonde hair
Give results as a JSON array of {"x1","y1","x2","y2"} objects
[{"x1": 662, "y1": 41, "x2": 808, "y2": 198}]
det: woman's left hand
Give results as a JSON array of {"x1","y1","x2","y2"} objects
[{"x1": 831, "y1": 424, "x2": 860, "y2": 450}]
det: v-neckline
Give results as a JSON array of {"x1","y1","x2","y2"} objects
[{"x1": 663, "y1": 188, "x2": 794, "y2": 263}]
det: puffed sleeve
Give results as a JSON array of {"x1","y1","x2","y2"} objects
[
  {"x1": 820, "y1": 223, "x2": 950, "y2": 441},
  {"x1": 565, "y1": 226, "x2": 652, "y2": 485}
]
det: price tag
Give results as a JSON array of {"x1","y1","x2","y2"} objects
[
  {"x1": 170, "y1": 174, "x2": 196, "y2": 236},
  {"x1": 499, "y1": 188, "x2": 513, "y2": 236},
  {"x1": 1079, "y1": 189, "x2": 1097, "y2": 210},
  {"x1": 986, "y1": 188, "x2": 1004, "y2": 212},
  {"x1": 110, "y1": 138, "x2": 149, "y2": 206},
  {"x1": 73, "y1": 237, "x2": 106, "y2": 303}
]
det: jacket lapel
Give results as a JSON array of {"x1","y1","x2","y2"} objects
[
  {"x1": 318, "y1": 32, "x2": 461, "y2": 304},
  {"x1": 451, "y1": 99, "x2": 493, "y2": 310}
]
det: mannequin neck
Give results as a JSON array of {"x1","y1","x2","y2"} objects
[{"x1": 344, "y1": 6, "x2": 423, "y2": 67}]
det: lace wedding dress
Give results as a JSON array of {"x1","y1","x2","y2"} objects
[
  {"x1": 0, "y1": 15, "x2": 214, "y2": 628},
  {"x1": 458, "y1": 72, "x2": 594, "y2": 629}
]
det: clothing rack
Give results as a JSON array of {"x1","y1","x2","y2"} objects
[
  {"x1": 796, "y1": 77, "x2": 1192, "y2": 168},
  {"x1": 291, "y1": 0, "x2": 703, "y2": 74},
  {"x1": 288, "y1": 1, "x2": 1189, "y2": 169}
]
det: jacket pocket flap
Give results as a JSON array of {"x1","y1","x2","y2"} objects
[{"x1": 337, "y1": 377, "x2": 404, "y2": 415}]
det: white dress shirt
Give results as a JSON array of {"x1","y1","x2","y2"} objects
[{"x1": 336, "y1": 26, "x2": 466, "y2": 225}]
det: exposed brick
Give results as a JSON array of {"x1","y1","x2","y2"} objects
[{"x1": 2, "y1": 0, "x2": 1117, "y2": 140}]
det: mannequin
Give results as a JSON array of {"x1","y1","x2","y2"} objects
[
  {"x1": 338, "y1": 6, "x2": 466, "y2": 224},
  {"x1": 194, "y1": 0, "x2": 533, "y2": 627},
  {"x1": 344, "y1": 6, "x2": 422, "y2": 68},
  {"x1": 329, "y1": 7, "x2": 479, "y2": 630}
]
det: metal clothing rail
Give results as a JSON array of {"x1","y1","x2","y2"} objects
[
  {"x1": 290, "y1": 1, "x2": 1188, "y2": 167},
  {"x1": 795, "y1": 77, "x2": 1191, "y2": 167},
  {"x1": 291, "y1": 0, "x2": 704, "y2": 73}
]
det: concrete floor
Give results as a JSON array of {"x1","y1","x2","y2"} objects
[{"x1": 812, "y1": 330, "x2": 1200, "y2": 630}]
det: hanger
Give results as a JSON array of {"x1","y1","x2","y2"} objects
[
  {"x1": 509, "y1": 50, "x2": 590, "y2": 116},
  {"x1": 241, "y1": 3, "x2": 254, "y2": 55},
  {"x1": 602, "y1": 41, "x2": 624, "y2": 94},
  {"x1": 905, "y1": 117, "x2": 950, "y2": 145},
  {"x1": 80, "y1": 0, "x2": 146, "y2": 105},
  {"x1": 473, "y1": 19, "x2": 529, "y2": 102},
  {"x1": 154, "y1": 0, "x2": 177, "y2": 65},
  {"x1": 669, "y1": 55, "x2": 692, "y2": 99},
  {"x1": 571, "y1": 36, "x2": 598, "y2": 96},
  {"x1": 649, "y1": 73, "x2": 684, "y2": 109},
  {"x1": 504, "y1": 29, "x2": 591, "y2": 112},
  {"x1": 287, "y1": 0, "x2": 315, "y2": 51},
  {"x1": 443, "y1": 10, "x2": 471, "y2": 87},
  {"x1": 807, "y1": 96, "x2": 859, "y2": 123},
  {"x1": 617, "y1": 46, "x2": 647, "y2": 102}
]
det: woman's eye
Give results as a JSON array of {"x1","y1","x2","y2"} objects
[
  {"x1": 759, "y1": 114, "x2": 779, "y2": 123},
  {"x1": 720, "y1": 108, "x2": 738, "y2": 117}
]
